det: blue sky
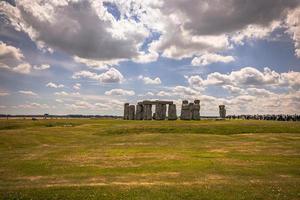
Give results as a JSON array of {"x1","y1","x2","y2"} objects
[{"x1": 0, "y1": 0, "x2": 299, "y2": 116}]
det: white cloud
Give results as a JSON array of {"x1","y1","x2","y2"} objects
[
  {"x1": 151, "y1": 33, "x2": 230, "y2": 59},
  {"x1": 172, "y1": 86, "x2": 199, "y2": 96},
  {"x1": 105, "y1": 89, "x2": 135, "y2": 96},
  {"x1": 132, "y1": 50, "x2": 159, "y2": 63},
  {"x1": 187, "y1": 67, "x2": 300, "y2": 91},
  {"x1": 0, "y1": 92, "x2": 10, "y2": 96},
  {"x1": 0, "y1": 42, "x2": 32, "y2": 74},
  {"x1": 0, "y1": 41, "x2": 24, "y2": 62},
  {"x1": 33, "y1": 64, "x2": 50, "y2": 70},
  {"x1": 1, "y1": 0, "x2": 300, "y2": 64},
  {"x1": 138, "y1": 75, "x2": 161, "y2": 85},
  {"x1": 73, "y1": 56, "x2": 112, "y2": 70},
  {"x1": 145, "y1": 0, "x2": 299, "y2": 60},
  {"x1": 157, "y1": 91, "x2": 172, "y2": 97},
  {"x1": 187, "y1": 75, "x2": 205, "y2": 89},
  {"x1": 54, "y1": 91, "x2": 69, "y2": 96},
  {"x1": 72, "y1": 68, "x2": 124, "y2": 83},
  {"x1": 146, "y1": 92, "x2": 154, "y2": 96},
  {"x1": 14, "y1": 102, "x2": 49, "y2": 109},
  {"x1": 0, "y1": 1, "x2": 149, "y2": 63},
  {"x1": 222, "y1": 86, "x2": 274, "y2": 97},
  {"x1": 231, "y1": 21, "x2": 281, "y2": 45},
  {"x1": 18, "y1": 90, "x2": 38, "y2": 96},
  {"x1": 246, "y1": 88, "x2": 274, "y2": 96},
  {"x1": 55, "y1": 99, "x2": 64, "y2": 103},
  {"x1": 191, "y1": 53, "x2": 235, "y2": 66},
  {"x1": 222, "y1": 85, "x2": 245, "y2": 95},
  {"x1": 286, "y1": 7, "x2": 300, "y2": 58},
  {"x1": 281, "y1": 71, "x2": 300, "y2": 90},
  {"x1": 46, "y1": 82, "x2": 64, "y2": 88},
  {"x1": 12, "y1": 63, "x2": 31, "y2": 74},
  {"x1": 161, "y1": 0, "x2": 298, "y2": 36},
  {"x1": 65, "y1": 98, "x2": 124, "y2": 112},
  {"x1": 68, "y1": 101, "x2": 95, "y2": 110},
  {"x1": 73, "y1": 83, "x2": 81, "y2": 90}
]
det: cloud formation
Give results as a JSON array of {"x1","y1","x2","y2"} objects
[
  {"x1": 286, "y1": 7, "x2": 300, "y2": 57},
  {"x1": 191, "y1": 54, "x2": 235, "y2": 66},
  {"x1": 1, "y1": 0, "x2": 299, "y2": 64},
  {"x1": 105, "y1": 89, "x2": 135, "y2": 96},
  {"x1": 18, "y1": 90, "x2": 38, "y2": 96},
  {"x1": 72, "y1": 68, "x2": 124, "y2": 83},
  {"x1": 0, "y1": 42, "x2": 31, "y2": 74},
  {"x1": 187, "y1": 67, "x2": 300, "y2": 90},
  {"x1": 0, "y1": 0, "x2": 149, "y2": 65},
  {"x1": 73, "y1": 83, "x2": 81, "y2": 90},
  {"x1": 46, "y1": 82, "x2": 64, "y2": 89},
  {"x1": 33, "y1": 64, "x2": 50, "y2": 70},
  {"x1": 138, "y1": 76, "x2": 161, "y2": 85}
]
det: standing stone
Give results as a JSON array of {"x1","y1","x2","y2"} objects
[
  {"x1": 129, "y1": 105, "x2": 135, "y2": 120},
  {"x1": 154, "y1": 103, "x2": 167, "y2": 120},
  {"x1": 189, "y1": 103, "x2": 194, "y2": 119},
  {"x1": 180, "y1": 100, "x2": 191, "y2": 120},
  {"x1": 192, "y1": 100, "x2": 200, "y2": 120},
  {"x1": 135, "y1": 103, "x2": 144, "y2": 120},
  {"x1": 162, "y1": 104, "x2": 167, "y2": 120},
  {"x1": 168, "y1": 104, "x2": 177, "y2": 120},
  {"x1": 154, "y1": 103, "x2": 163, "y2": 120},
  {"x1": 123, "y1": 103, "x2": 129, "y2": 120},
  {"x1": 143, "y1": 104, "x2": 152, "y2": 120},
  {"x1": 219, "y1": 105, "x2": 226, "y2": 118}
]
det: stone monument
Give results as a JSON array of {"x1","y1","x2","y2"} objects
[
  {"x1": 219, "y1": 105, "x2": 226, "y2": 118},
  {"x1": 128, "y1": 105, "x2": 135, "y2": 120},
  {"x1": 143, "y1": 103, "x2": 152, "y2": 120},
  {"x1": 135, "y1": 102, "x2": 144, "y2": 120},
  {"x1": 123, "y1": 103, "x2": 129, "y2": 120},
  {"x1": 192, "y1": 100, "x2": 200, "y2": 120},
  {"x1": 168, "y1": 104, "x2": 177, "y2": 120},
  {"x1": 180, "y1": 100, "x2": 191, "y2": 120},
  {"x1": 124, "y1": 100, "x2": 176, "y2": 120}
]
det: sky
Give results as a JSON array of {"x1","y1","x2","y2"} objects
[{"x1": 0, "y1": 0, "x2": 300, "y2": 116}]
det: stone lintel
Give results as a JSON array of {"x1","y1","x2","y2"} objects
[{"x1": 142, "y1": 100, "x2": 173, "y2": 105}]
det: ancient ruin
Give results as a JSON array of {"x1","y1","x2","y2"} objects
[
  {"x1": 180, "y1": 100, "x2": 200, "y2": 120},
  {"x1": 180, "y1": 100, "x2": 191, "y2": 120},
  {"x1": 123, "y1": 103, "x2": 129, "y2": 120},
  {"x1": 219, "y1": 105, "x2": 226, "y2": 118},
  {"x1": 128, "y1": 105, "x2": 135, "y2": 120},
  {"x1": 192, "y1": 100, "x2": 201, "y2": 120},
  {"x1": 124, "y1": 100, "x2": 201, "y2": 121},
  {"x1": 124, "y1": 100, "x2": 175, "y2": 120},
  {"x1": 168, "y1": 104, "x2": 177, "y2": 120}
]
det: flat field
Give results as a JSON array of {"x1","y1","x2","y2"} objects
[{"x1": 0, "y1": 119, "x2": 299, "y2": 200}]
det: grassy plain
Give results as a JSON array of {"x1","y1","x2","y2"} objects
[{"x1": 0, "y1": 119, "x2": 299, "y2": 199}]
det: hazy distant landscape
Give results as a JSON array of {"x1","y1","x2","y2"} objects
[{"x1": 1, "y1": 119, "x2": 299, "y2": 199}]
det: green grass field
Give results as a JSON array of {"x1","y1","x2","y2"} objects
[{"x1": 0, "y1": 119, "x2": 299, "y2": 200}]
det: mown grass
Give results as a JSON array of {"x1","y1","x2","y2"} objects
[{"x1": 0, "y1": 119, "x2": 299, "y2": 200}]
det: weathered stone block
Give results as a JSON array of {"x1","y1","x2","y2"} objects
[
  {"x1": 180, "y1": 100, "x2": 191, "y2": 120},
  {"x1": 219, "y1": 105, "x2": 226, "y2": 118},
  {"x1": 168, "y1": 104, "x2": 177, "y2": 120},
  {"x1": 123, "y1": 103, "x2": 129, "y2": 120},
  {"x1": 135, "y1": 103, "x2": 144, "y2": 120},
  {"x1": 129, "y1": 105, "x2": 135, "y2": 120},
  {"x1": 143, "y1": 104, "x2": 152, "y2": 120},
  {"x1": 192, "y1": 100, "x2": 200, "y2": 120}
]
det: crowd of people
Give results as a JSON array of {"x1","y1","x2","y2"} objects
[{"x1": 226, "y1": 114, "x2": 300, "y2": 121}]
